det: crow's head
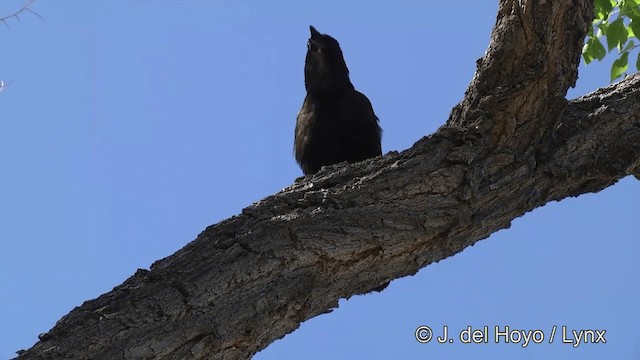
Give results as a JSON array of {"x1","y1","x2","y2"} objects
[{"x1": 304, "y1": 26, "x2": 352, "y2": 93}]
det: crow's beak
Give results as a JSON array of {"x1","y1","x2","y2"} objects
[{"x1": 310, "y1": 25, "x2": 321, "y2": 39}]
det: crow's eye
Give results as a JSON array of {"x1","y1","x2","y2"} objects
[{"x1": 307, "y1": 40, "x2": 321, "y2": 52}]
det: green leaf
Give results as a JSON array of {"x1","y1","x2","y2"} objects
[
  {"x1": 582, "y1": 41, "x2": 591, "y2": 62},
  {"x1": 598, "y1": 21, "x2": 609, "y2": 36},
  {"x1": 620, "y1": 0, "x2": 631, "y2": 16},
  {"x1": 611, "y1": 51, "x2": 629, "y2": 81},
  {"x1": 587, "y1": 37, "x2": 607, "y2": 60},
  {"x1": 631, "y1": 19, "x2": 640, "y2": 40},
  {"x1": 607, "y1": 18, "x2": 629, "y2": 51},
  {"x1": 621, "y1": 0, "x2": 640, "y2": 17},
  {"x1": 598, "y1": 0, "x2": 614, "y2": 12},
  {"x1": 621, "y1": 39, "x2": 635, "y2": 52},
  {"x1": 595, "y1": 0, "x2": 615, "y2": 20}
]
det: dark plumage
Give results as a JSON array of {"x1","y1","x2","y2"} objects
[{"x1": 294, "y1": 26, "x2": 382, "y2": 175}]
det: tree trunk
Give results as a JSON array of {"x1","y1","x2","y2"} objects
[{"x1": 17, "y1": 1, "x2": 640, "y2": 359}]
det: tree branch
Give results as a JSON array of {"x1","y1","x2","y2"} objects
[
  {"x1": 17, "y1": 0, "x2": 640, "y2": 359},
  {"x1": 0, "y1": 0, "x2": 43, "y2": 28}
]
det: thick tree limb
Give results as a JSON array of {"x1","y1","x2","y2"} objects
[{"x1": 17, "y1": 0, "x2": 640, "y2": 359}]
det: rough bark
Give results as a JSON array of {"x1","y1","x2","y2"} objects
[{"x1": 17, "y1": 0, "x2": 640, "y2": 359}]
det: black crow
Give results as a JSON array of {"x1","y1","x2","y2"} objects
[{"x1": 294, "y1": 26, "x2": 382, "y2": 175}]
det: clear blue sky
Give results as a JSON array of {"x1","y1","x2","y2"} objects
[{"x1": 1, "y1": 1, "x2": 638, "y2": 359}]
